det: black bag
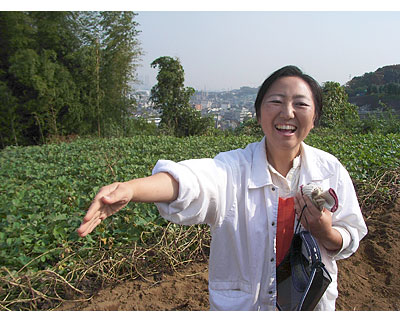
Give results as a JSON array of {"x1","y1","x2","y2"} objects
[{"x1": 276, "y1": 230, "x2": 332, "y2": 311}]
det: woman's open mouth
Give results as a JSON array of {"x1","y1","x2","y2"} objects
[{"x1": 274, "y1": 124, "x2": 297, "y2": 134}]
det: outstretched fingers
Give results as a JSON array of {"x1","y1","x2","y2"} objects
[
  {"x1": 87, "y1": 215, "x2": 103, "y2": 235},
  {"x1": 77, "y1": 183, "x2": 130, "y2": 237},
  {"x1": 77, "y1": 198, "x2": 106, "y2": 237}
]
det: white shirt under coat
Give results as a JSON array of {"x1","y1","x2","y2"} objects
[{"x1": 152, "y1": 137, "x2": 368, "y2": 311}]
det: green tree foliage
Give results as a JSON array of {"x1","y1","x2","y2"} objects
[
  {"x1": 96, "y1": 11, "x2": 142, "y2": 137},
  {"x1": 234, "y1": 118, "x2": 263, "y2": 137},
  {"x1": 9, "y1": 49, "x2": 77, "y2": 139},
  {"x1": 345, "y1": 64, "x2": 400, "y2": 95},
  {"x1": 320, "y1": 81, "x2": 360, "y2": 130},
  {"x1": 345, "y1": 64, "x2": 400, "y2": 96},
  {"x1": 0, "y1": 11, "x2": 142, "y2": 147},
  {"x1": 0, "y1": 11, "x2": 37, "y2": 145},
  {"x1": 366, "y1": 83, "x2": 399, "y2": 95},
  {"x1": 318, "y1": 81, "x2": 398, "y2": 135},
  {"x1": 150, "y1": 56, "x2": 213, "y2": 137},
  {"x1": 0, "y1": 80, "x2": 19, "y2": 146}
]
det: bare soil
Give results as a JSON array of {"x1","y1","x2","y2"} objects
[{"x1": 57, "y1": 202, "x2": 400, "y2": 311}]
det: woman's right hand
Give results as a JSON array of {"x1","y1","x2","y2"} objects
[{"x1": 77, "y1": 182, "x2": 133, "y2": 237}]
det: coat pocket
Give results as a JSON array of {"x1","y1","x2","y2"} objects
[{"x1": 209, "y1": 281, "x2": 254, "y2": 311}]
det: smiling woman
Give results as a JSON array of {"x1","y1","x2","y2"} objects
[
  {"x1": 254, "y1": 66, "x2": 322, "y2": 177},
  {"x1": 258, "y1": 76, "x2": 316, "y2": 175},
  {"x1": 78, "y1": 65, "x2": 367, "y2": 311}
]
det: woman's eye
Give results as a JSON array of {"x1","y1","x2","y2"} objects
[
  {"x1": 270, "y1": 100, "x2": 282, "y2": 104},
  {"x1": 296, "y1": 102, "x2": 309, "y2": 107}
]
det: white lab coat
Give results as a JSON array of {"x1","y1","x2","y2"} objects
[{"x1": 152, "y1": 137, "x2": 367, "y2": 311}]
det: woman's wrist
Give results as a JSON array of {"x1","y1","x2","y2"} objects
[
  {"x1": 125, "y1": 172, "x2": 179, "y2": 203},
  {"x1": 315, "y1": 227, "x2": 343, "y2": 253}
]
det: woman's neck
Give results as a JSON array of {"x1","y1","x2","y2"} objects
[{"x1": 266, "y1": 142, "x2": 301, "y2": 177}]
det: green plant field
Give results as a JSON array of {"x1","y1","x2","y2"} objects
[
  {"x1": 0, "y1": 133, "x2": 400, "y2": 309},
  {"x1": 306, "y1": 132, "x2": 400, "y2": 181},
  {"x1": 0, "y1": 135, "x2": 258, "y2": 271},
  {"x1": 0, "y1": 133, "x2": 400, "y2": 270}
]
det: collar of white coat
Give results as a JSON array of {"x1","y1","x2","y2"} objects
[{"x1": 247, "y1": 136, "x2": 334, "y2": 189}]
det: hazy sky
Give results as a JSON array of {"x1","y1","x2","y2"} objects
[
  {"x1": 5, "y1": 2, "x2": 403, "y2": 92},
  {"x1": 134, "y1": 11, "x2": 400, "y2": 91}
]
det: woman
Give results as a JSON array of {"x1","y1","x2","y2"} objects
[{"x1": 77, "y1": 66, "x2": 367, "y2": 311}]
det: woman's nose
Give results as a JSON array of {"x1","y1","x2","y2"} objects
[{"x1": 280, "y1": 103, "x2": 295, "y2": 119}]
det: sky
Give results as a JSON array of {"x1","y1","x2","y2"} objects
[
  {"x1": 134, "y1": 11, "x2": 400, "y2": 91},
  {"x1": 6, "y1": 1, "x2": 404, "y2": 92}
]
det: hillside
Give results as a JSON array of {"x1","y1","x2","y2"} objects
[
  {"x1": 346, "y1": 65, "x2": 400, "y2": 90},
  {"x1": 345, "y1": 65, "x2": 400, "y2": 113}
]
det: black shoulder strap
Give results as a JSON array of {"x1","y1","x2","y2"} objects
[{"x1": 300, "y1": 231, "x2": 322, "y2": 264}]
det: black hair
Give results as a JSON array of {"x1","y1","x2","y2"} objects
[{"x1": 254, "y1": 65, "x2": 323, "y2": 125}]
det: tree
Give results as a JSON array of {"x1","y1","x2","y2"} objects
[
  {"x1": 0, "y1": 80, "x2": 19, "y2": 146},
  {"x1": 150, "y1": 56, "x2": 213, "y2": 136},
  {"x1": 9, "y1": 49, "x2": 77, "y2": 141},
  {"x1": 0, "y1": 11, "x2": 142, "y2": 146},
  {"x1": 234, "y1": 118, "x2": 263, "y2": 137},
  {"x1": 73, "y1": 11, "x2": 142, "y2": 138},
  {"x1": 0, "y1": 11, "x2": 82, "y2": 144},
  {"x1": 99, "y1": 11, "x2": 142, "y2": 137},
  {"x1": 320, "y1": 82, "x2": 360, "y2": 130},
  {"x1": 0, "y1": 11, "x2": 37, "y2": 146}
]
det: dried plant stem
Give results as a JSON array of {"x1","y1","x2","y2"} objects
[{"x1": 1, "y1": 222, "x2": 211, "y2": 310}]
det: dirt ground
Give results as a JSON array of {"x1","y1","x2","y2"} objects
[{"x1": 57, "y1": 202, "x2": 400, "y2": 311}]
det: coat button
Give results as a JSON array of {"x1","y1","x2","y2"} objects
[
  {"x1": 268, "y1": 290, "x2": 273, "y2": 294},
  {"x1": 271, "y1": 221, "x2": 275, "y2": 226},
  {"x1": 272, "y1": 187, "x2": 276, "y2": 191},
  {"x1": 270, "y1": 257, "x2": 275, "y2": 262}
]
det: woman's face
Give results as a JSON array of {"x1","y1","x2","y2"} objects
[{"x1": 258, "y1": 76, "x2": 316, "y2": 155}]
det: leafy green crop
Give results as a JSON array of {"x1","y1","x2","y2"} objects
[
  {"x1": 0, "y1": 133, "x2": 399, "y2": 276},
  {"x1": 0, "y1": 135, "x2": 258, "y2": 273},
  {"x1": 305, "y1": 132, "x2": 399, "y2": 181}
]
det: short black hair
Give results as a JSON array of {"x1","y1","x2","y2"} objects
[{"x1": 254, "y1": 65, "x2": 323, "y2": 125}]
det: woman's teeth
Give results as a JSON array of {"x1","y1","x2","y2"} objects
[{"x1": 275, "y1": 125, "x2": 297, "y2": 132}]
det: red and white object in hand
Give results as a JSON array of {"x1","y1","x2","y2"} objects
[{"x1": 300, "y1": 183, "x2": 338, "y2": 213}]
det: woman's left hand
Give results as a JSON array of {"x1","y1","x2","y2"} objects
[{"x1": 294, "y1": 192, "x2": 342, "y2": 252}]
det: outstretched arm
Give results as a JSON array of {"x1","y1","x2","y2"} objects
[{"x1": 77, "y1": 172, "x2": 179, "y2": 237}]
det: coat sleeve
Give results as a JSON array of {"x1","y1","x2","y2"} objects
[
  {"x1": 329, "y1": 164, "x2": 368, "y2": 260},
  {"x1": 151, "y1": 157, "x2": 236, "y2": 226}
]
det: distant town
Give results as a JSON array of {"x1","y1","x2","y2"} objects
[
  {"x1": 132, "y1": 63, "x2": 400, "y2": 131},
  {"x1": 133, "y1": 86, "x2": 259, "y2": 130}
]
